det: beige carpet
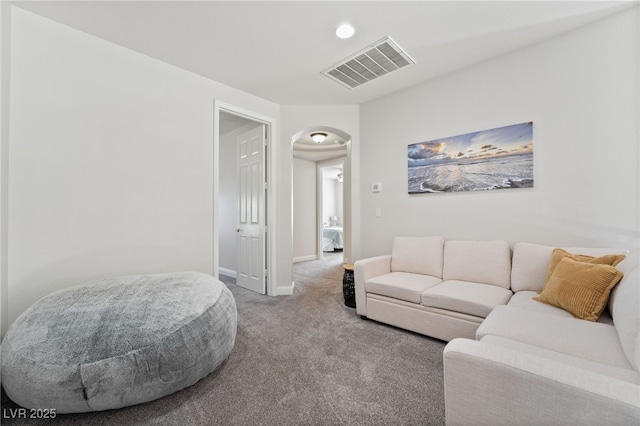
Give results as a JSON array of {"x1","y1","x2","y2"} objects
[{"x1": 1, "y1": 252, "x2": 446, "y2": 425}]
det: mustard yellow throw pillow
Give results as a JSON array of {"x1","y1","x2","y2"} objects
[
  {"x1": 545, "y1": 248, "x2": 625, "y2": 283},
  {"x1": 534, "y1": 257, "x2": 624, "y2": 321}
]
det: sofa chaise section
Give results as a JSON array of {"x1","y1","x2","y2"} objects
[
  {"x1": 443, "y1": 336, "x2": 640, "y2": 426},
  {"x1": 443, "y1": 244, "x2": 639, "y2": 425}
]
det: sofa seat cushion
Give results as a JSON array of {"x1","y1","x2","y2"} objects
[
  {"x1": 507, "y1": 291, "x2": 573, "y2": 318},
  {"x1": 481, "y1": 335, "x2": 639, "y2": 384},
  {"x1": 365, "y1": 272, "x2": 442, "y2": 303},
  {"x1": 421, "y1": 280, "x2": 512, "y2": 318},
  {"x1": 477, "y1": 306, "x2": 632, "y2": 370}
]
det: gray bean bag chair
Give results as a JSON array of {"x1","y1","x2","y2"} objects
[{"x1": 1, "y1": 271, "x2": 237, "y2": 413}]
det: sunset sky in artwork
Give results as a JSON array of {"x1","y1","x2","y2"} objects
[{"x1": 408, "y1": 122, "x2": 533, "y2": 167}]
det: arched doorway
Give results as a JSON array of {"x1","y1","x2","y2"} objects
[{"x1": 291, "y1": 126, "x2": 352, "y2": 264}]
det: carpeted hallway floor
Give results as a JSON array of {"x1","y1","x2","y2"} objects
[{"x1": 1, "y1": 252, "x2": 446, "y2": 425}]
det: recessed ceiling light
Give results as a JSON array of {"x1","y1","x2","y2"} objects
[{"x1": 335, "y1": 24, "x2": 355, "y2": 39}]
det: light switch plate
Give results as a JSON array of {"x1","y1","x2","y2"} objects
[{"x1": 372, "y1": 183, "x2": 382, "y2": 193}]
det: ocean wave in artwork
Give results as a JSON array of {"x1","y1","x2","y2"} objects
[{"x1": 409, "y1": 152, "x2": 533, "y2": 194}]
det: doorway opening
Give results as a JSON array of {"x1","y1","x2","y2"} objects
[
  {"x1": 291, "y1": 126, "x2": 352, "y2": 265},
  {"x1": 318, "y1": 159, "x2": 345, "y2": 261},
  {"x1": 214, "y1": 102, "x2": 276, "y2": 295}
]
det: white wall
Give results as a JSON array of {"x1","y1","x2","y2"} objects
[
  {"x1": 358, "y1": 7, "x2": 639, "y2": 259},
  {"x1": 7, "y1": 7, "x2": 279, "y2": 326},
  {"x1": 322, "y1": 171, "x2": 343, "y2": 226},
  {"x1": 322, "y1": 176, "x2": 336, "y2": 226},
  {"x1": 0, "y1": 2, "x2": 10, "y2": 336},
  {"x1": 292, "y1": 157, "x2": 316, "y2": 261}
]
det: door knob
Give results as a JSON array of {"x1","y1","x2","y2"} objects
[{"x1": 235, "y1": 228, "x2": 241, "y2": 233}]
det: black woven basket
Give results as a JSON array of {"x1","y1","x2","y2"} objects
[{"x1": 343, "y1": 267, "x2": 356, "y2": 308}]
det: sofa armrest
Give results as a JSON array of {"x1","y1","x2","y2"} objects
[
  {"x1": 354, "y1": 255, "x2": 392, "y2": 316},
  {"x1": 444, "y1": 338, "x2": 640, "y2": 426}
]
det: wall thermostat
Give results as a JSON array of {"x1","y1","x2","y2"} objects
[{"x1": 372, "y1": 183, "x2": 382, "y2": 193}]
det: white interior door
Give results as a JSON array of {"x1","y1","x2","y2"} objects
[{"x1": 236, "y1": 125, "x2": 266, "y2": 294}]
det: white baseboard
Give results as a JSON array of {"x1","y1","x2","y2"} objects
[
  {"x1": 276, "y1": 281, "x2": 295, "y2": 296},
  {"x1": 219, "y1": 267, "x2": 236, "y2": 278},
  {"x1": 293, "y1": 255, "x2": 317, "y2": 263},
  {"x1": 222, "y1": 269, "x2": 293, "y2": 295}
]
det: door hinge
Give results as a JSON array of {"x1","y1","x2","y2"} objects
[{"x1": 264, "y1": 182, "x2": 268, "y2": 189}]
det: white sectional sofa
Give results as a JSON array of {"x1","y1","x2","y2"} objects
[{"x1": 354, "y1": 237, "x2": 639, "y2": 425}]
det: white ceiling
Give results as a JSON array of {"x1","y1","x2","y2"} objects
[{"x1": 14, "y1": 0, "x2": 637, "y2": 105}]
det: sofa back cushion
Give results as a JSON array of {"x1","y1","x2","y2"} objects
[
  {"x1": 511, "y1": 242, "x2": 628, "y2": 293},
  {"x1": 391, "y1": 236, "x2": 444, "y2": 278},
  {"x1": 442, "y1": 240, "x2": 511, "y2": 288},
  {"x1": 608, "y1": 250, "x2": 640, "y2": 370}
]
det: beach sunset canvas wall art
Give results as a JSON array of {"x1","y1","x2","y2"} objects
[{"x1": 408, "y1": 122, "x2": 533, "y2": 194}]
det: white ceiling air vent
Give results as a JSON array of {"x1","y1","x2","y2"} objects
[{"x1": 322, "y1": 36, "x2": 416, "y2": 89}]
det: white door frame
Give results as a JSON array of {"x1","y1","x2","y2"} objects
[{"x1": 213, "y1": 101, "x2": 277, "y2": 296}]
